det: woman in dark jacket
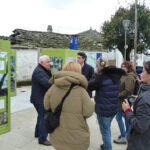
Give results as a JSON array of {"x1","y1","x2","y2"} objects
[
  {"x1": 88, "y1": 56, "x2": 125, "y2": 150},
  {"x1": 122, "y1": 61, "x2": 150, "y2": 150}
]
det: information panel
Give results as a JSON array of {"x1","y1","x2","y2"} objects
[
  {"x1": 0, "y1": 40, "x2": 11, "y2": 135},
  {"x1": 41, "y1": 49, "x2": 79, "y2": 71}
]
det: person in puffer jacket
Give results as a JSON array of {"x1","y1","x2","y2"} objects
[
  {"x1": 122, "y1": 61, "x2": 150, "y2": 150},
  {"x1": 44, "y1": 61, "x2": 95, "y2": 150},
  {"x1": 88, "y1": 56, "x2": 125, "y2": 150}
]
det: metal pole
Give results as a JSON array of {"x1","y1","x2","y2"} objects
[
  {"x1": 134, "y1": 0, "x2": 138, "y2": 67},
  {"x1": 124, "y1": 30, "x2": 127, "y2": 60}
]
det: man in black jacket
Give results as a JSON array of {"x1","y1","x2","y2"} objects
[
  {"x1": 77, "y1": 52, "x2": 94, "y2": 97},
  {"x1": 30, "y1": 55, "x2": 52, "y2": 146}
]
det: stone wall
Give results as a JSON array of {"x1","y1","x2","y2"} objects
[{"x1": 10, "y1": 28, "x2": 103, "y2": 51}]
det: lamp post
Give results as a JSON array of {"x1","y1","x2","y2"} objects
[
  {"x1": 134, "y1": 0, "x2": 138, "y2": 67},
  {"x1": 123, "y1": 20, "x2": 130, "y2": 60}
]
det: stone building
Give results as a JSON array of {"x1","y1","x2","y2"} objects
[
  {"x1": 10, "y1": 28, "x2": 103, "y2": 51},
  {"x1": 1, "y1": 28, "x2": 107, "y2": 84}
]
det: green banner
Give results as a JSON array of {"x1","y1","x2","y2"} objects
[
  {"x1": 0, "y1": 40, "x2": 11, "y2": 135},
  {"x1": 41, "y1": 49, "x2": 80, "y2": 71}
]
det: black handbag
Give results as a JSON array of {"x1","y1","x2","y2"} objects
[{"x1": 44, "y1": 84, "x2": 76, "y2": 133}]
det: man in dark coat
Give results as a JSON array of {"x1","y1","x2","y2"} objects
[
  {"x1": 77, "y1": 52, "x2": 94, "y2": 97},
  {"x1": 30, "y1": 55, "x2": 52, "y2": 146}
]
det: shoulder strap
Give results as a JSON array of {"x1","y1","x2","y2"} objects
[{"x1": 61, "y1": 83, "x2": 76, "y2": 104}]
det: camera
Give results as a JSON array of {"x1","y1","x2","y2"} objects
[{"x1": 127, "y1": 96, "x2": 136, "y2": 106}]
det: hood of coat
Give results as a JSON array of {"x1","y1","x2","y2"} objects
[
  {"x1": 140, "y1": 83, "x2": 150, "y2": 91},
  {"x1": 138, "y1": 83, "x2": 150, "y2": 105},
  {"x1": 101, "y1": 66, "x2": 126, "y2": 81},
  {"x1": 102, "y1": 66, "x2": 126, "y2": 76},
  {"x1": 49, "y1": 71, "x2": 88, "y2": 89},
  {"x1": 127, "y1": 72, "x2": 137, "y2": 79}
]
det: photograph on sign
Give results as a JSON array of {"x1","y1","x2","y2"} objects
[
  {"x1": 49, "y1": 57, "x2": 63, "y2": 71},
  {"x1": 11, "y1": 56, "x2": 15, "y2": 92},
  {"x1": 0, "y1": 74, "x2": 8, "y2": 97},
  {"x1": 0, "y1": 97, "x2": 7, "y2": 125}
]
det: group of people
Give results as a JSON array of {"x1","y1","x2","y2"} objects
[{"x1": 30, "y1": 52, "x2": 150, "y2": 150}]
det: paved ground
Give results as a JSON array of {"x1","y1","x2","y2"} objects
[{"x1": 0, "y1": 86, "x2": 127, "y2": 150}]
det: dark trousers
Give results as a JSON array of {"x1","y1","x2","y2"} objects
[{"x1": 33, "y1": 104, "x2": 48, "y2": 143}]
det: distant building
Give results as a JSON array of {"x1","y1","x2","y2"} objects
[
  {"x1": 47, "y1": 25, "x2": 53, "y2": 32},
  {"x1": 10, "y1": 28, "x2": 103, "y2": 51}
]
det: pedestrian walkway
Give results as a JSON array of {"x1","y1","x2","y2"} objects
[
  {"x1": 11, "y1": 86, "x2": 33, "y2": 114},
  {"x1": 0, "y1": 86, "x2": 127, "y2": 150}
]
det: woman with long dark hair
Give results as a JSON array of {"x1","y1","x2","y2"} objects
[{"x1": 114, "y1": 61, "x2": 137, "y2": 144}]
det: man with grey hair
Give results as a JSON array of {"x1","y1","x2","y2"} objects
[{"x1": 30, "y1": 55, "x2": 52, "y2": 146}]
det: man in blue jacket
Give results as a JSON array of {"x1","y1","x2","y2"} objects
[
  {"x1": 30, "y1": 55, "x2": 52, "y2": 146},
  {"x1": 77, "y1": 52, "x2": 94, "y2": 97}
]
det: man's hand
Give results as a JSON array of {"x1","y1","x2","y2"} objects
[{"x1": 122, "y1": 99, "x2": 131, "y2": 112}]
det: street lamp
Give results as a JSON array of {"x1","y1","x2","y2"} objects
[
  {"x1": 134, "y1": 0, "x2": 138, "y2": 67},
  {"x1": 123, "y1": 20, "x2": 130, "y2": 60}
]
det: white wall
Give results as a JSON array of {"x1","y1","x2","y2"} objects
[
  {"x1": 130, "y1": 50, "x2": 150, "y2": 66},
  {"x1": 143, "y1": 55, "x2": 150, "y2": 62},
  {"x1": 16, "y1": 49, "x2": 38, "y2": 82},
  {"x1": 102, "y1": 51, "x2": 116, "y2": 60},
  {"x1": 115, "y1": 49, "x2": 123, "y2": 68},
  {"x1": 84, "y1": 50, "x2": 122, "y2": 69}
]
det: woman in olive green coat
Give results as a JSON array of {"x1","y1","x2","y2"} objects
[
  {"x1": 114, "y1": 61, "x2": 137, "y2": 144},
  {"x1": 44, "y1": 62, "x2": 95, "y2": 150}
]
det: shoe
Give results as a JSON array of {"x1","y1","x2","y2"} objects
[
  {"x1": 35, "y1": 135, "x2": 38, "y2": 138},
  {"x1": 39, "y1": 140, "x2": 51, "y2": 146},
  {"x1": 113, "y1": 137, "x2": 127, "y2": 144},
  {"x1": 100, "y1": 144, "x2": 104, "y2": 150}
]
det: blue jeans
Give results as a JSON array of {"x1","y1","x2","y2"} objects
[
  {"x1": 116, "y1": 111, "x2": 130, "y2": 137},
  {"x1": 34, "y1": 104, "x2": 48, "y2": 143},
  {"x1": 97, "y1": 115, "x2": 114, "y2": 150}
]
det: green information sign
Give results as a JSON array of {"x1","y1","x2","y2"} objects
[
  {"x1": 0, "y1": 40, "x2": 11, "y2": 135},
  {"x1": 41, "y1": 49, "x2": 80, "y2": 71}
]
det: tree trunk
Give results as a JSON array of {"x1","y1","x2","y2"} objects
[
  {"x1": 126, "y1": 48, "x2": 132, "y2": 61},
  {"x1": 118, "y1": 48, "x2": 132, "y2": 61}
]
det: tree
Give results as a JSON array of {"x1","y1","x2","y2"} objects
[{"x1": 101, "y1": 3, "x2": 150, "y2": 61}]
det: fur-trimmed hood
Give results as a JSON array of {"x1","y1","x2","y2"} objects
[
  {"x1": 101, "y1": 66, "x2": 126, "y2": 76},
  {"x1": 101, "y1": 66, "x2": 126, "y2": 83}
]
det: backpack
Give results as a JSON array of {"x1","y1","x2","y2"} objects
[{"x1": 133, "y1": 78, "x2": 140, "y2": 95}]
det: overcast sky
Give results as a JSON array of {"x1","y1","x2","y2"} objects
[{"x1": 0, "y1": 0, "x2": 150, "y2": 36}]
